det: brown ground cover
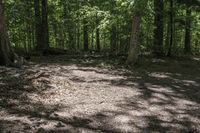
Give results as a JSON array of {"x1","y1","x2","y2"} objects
[{"x1": 0, "y1": 56, "x2": 199, "y2": 133}]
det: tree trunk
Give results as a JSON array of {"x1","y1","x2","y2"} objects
[
  {"x1": 91, "y1": 31, "x2": 94, "y2": 50},
  {"x1": 165, "y1": 18, "x2": 170, "y2": 54},
  {"x1": 96, "y1": 13, "x2": 100, "y2": 52},
  {"x1": 167, "y1": 0, "x2": 173, "y2": 57},
  {"x1": 184, "y1": 8, "x2": 192, "y2": 55},
  {"x1": 34, "y1": 0, "x2": 42, "y2": 50},
  {"x1": 110, "y1": 25, "x2": 117, "y2": 52},
  {"x1": 153, "y1": 0, "x2": 164, "y2": 56},
  {"x1": 41, "y1": 0, "x2": 49, "y2": 49},
  {"x1": 77, "y1": 26, "x2": 80, "y2": 50},
  {"x1": 69, "y1": 31, "x2": 75, "y2": 50},
  {"x1": 76, "y1": 0, "x2": 80, "y2": 50},
  {"x1": 83, "y1": 19, "x2": 89, "y2": 51},
  {"x1": 0, "y1": 0, "x2": 15, "y2": 66},
  {"x1": 126, "y1": 13, "x2": 141, "y2": 65},
  {"x1": 25, "y1": 0, "x2": 32, "y2": 53}
]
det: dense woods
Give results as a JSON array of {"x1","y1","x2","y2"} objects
[
  {"x1": 0, "y1": 0, "x2": 199, "y2": 66},
  {"x1": 0, "y1": 0, "x2": 200, "y2": 132}
]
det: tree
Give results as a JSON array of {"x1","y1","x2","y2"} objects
[
  {"x1": 126, "y1": 0, "x2": 148, "y2": 64},
  {"x1": 35, "y1": 0, "x2": 49, "y2": 50},
  {"x1": 167, "y1": 0, "x2": 174, "y2": 57},
  {"x1": 41, "y1": 0, "x2": 49, "y2": 49},
  {"x1": 34, "y1": 0, "x2": 42, "y2": 50},
  {"x1": 96, "y1": 13, "x2": 100, "y2": 52},
  {"x1": 83, "y1": 19, "x2": 89, "y2": 51},
  {"x1": 153, "y1": 0, "x2": 164, "y2": 56},
  {"x1": 126, "y1": 13, "x2": 141, "y2": 64},
  {"x1": 110, "y1": 25, "x2": 117, "y2": 52},
  {"x1": 0, "y1": 0, "x2": 15, "y2": 66},
  {"x1": 184, "y1": 8, "x2": 192, "y2": 55}
]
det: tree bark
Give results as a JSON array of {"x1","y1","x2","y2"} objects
[
  {"x1": 0, "y1": 0, "x2": 15, "y2": 66},
  {"x1": 34, "y1": 0, "x2": 42, "y2": 50},
  {"x1": 126, "y1": 13, "x2": 141, "y2": 65},
  {"x1": 96, "y1": 13, "x2": 100, "y2": 52},
  {"x1": 153, "y1": 0, "x2": 164, "y2": 56},
  {"x1": 83, "y1": 19, "x2": 89, "y2": 51},
  {"x1": 41, "y1": 0, "x2": 49, "y2": 49},
  {"x1": 167, "y1": 0, "x2": 174, "y2": 57},
  {"x1": 184, "y1": 8, "x2": 192, "y2": 55},
  {"x1": 110, "y1": 25, "x2": 117, "y2": 52}
]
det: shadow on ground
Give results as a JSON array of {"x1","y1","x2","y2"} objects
[{"x1": 0, "y1": 56, "x2": 199, "y2": 133}]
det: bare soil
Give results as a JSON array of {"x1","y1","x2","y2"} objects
[{"x1": 0, "y1": 56, "x2": 200, "y2": 133}]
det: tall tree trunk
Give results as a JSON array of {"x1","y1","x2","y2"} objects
[
  {"x1": 41, "y1": 0, "x2": 49, "y2": 49},
  {"x1": 91, "y1": 31, "x2": 94, "y2": 50},
  {"x1": 34, "y1": 0, "x2": 42, "y2": 50},
  {"x1": 76, "y1": 0, "x2": 80, "y2": 50},
  {"x1": 184, "y1": 8, "x2": 192, "y2": 55},
  {"x1": 110, "y1": 25, "x2": 117, "y2": 52},
  {"x1": 153, "y1": 0, "x2": 164, "y2": 56},
  {"x1": 77, "y1": 26, "x2": 80, "y2": 50},
  {"x1": 0, "y1": 0, "x2": 15, "y2": 66},
  {"x1": 165, "y1": 19, "x2": 170, "y2": 53},
  {"x1": 126, "y1": 13, "x2": 141, "y2": 65},
  {"x1": 83, "y1": 19, "x2": 89, "y2": 51},
  {"x1": 69, "y1": 31, "x2": 75, "y2": 50},
  {"x1": 96, "y1": 13, "x2": 100, "y2": 52},
  {"x1": 167, "y1": 0, "x2": 173, "y2": 57},
  {"x1": 25, "y1": 0, "x2": 32, "y2": 53},
  {"x1": 62, "y1": 0, "x2": 72, "y2": 49}
]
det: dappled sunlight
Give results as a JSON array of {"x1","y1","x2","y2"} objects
[
  {"x1": 182, "y1": 80, "x2": 199, "y2": 87},
  {"x1": 148, "y1": 72, "x2": 170, "y2": 79},
  {"x1": 0, "y1": 57, "x2": 200, "y2": 132}
]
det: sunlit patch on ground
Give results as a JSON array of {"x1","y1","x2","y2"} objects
[{"x1": 0, "y1": 57, "x2": 200, "y2": 132}]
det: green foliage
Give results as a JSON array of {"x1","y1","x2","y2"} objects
[{"x1": 2, "y1": 0, "x2": 200, "y2": 55}]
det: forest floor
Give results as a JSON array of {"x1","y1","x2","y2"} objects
[{"x1": 0, "y1": 55, "x2": 200, "y2": 133}]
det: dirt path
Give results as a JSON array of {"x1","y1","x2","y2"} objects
[{"x1": 0, "y1": 57, "x2": 200, "y2": 133}]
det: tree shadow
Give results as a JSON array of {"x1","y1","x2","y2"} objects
[
  {"x1": 65, "y1": 57, "x2": 200, "y2": 132},
  {"x1": 0, "y1": 65, "x2": 67, "y2": 132},
  {"x1": 0, "y1": 57, "x2": 199, "y2": 132}
]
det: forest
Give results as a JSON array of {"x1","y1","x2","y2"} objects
[{"x1": 0, "y1": 0, "x2": 200, "y2": 132}]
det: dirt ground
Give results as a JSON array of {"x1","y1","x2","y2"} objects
[{"x1": 0, "y1": 56, "x2": 200, "y2": 133}]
